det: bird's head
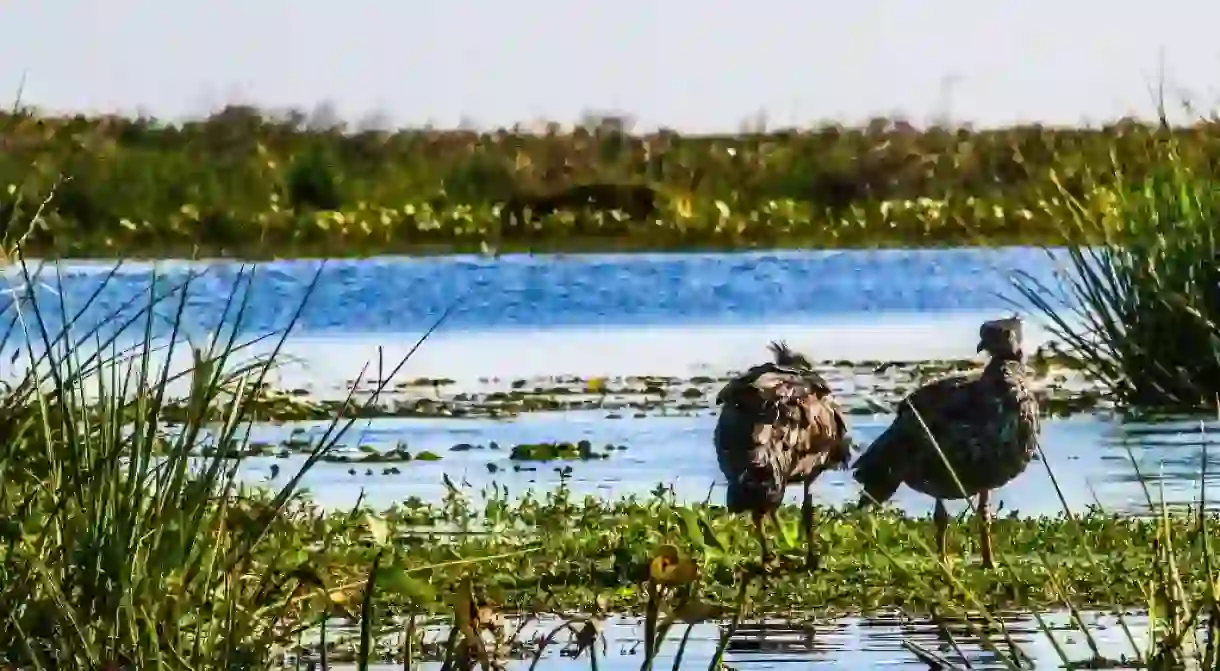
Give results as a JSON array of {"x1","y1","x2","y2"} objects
[{"x1": 977, "y1": 315, "x2": 1024, "y2": 361}]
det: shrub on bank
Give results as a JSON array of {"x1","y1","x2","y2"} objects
[{"x1": 0, "y1": 106, "x2": 1215, "y2": 255}]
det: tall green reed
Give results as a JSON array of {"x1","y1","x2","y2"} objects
[
  {"x1": 1011, "y1": 129, "x2": 1220, "y2": 411},
  {"x1": 0, "y1": 205, "x2": 462, "y2": 667}
]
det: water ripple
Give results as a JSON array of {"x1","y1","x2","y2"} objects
[{"x1": 3, "y1": 247, "x2": 1062, "y2": 340}]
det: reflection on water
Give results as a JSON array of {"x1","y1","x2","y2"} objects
[
  {"x1": 235, "y1": 408, "x2": 1220, "y2": 517},
  {"x1": 328, "y1": 610, "x2": 1154, "y2": 670}
]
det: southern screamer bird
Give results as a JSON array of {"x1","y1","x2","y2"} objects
[
  {"x1": 851, "y1": 316, "x2": 1041, "y2": 568},
  {"x1": 714, "y1": 341, "x2": 853, "y2": 569}
]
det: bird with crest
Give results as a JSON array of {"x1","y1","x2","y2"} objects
[
  {"x1": 713, "y1": 340, "x2": 853, "y2": 570},
  {"x1": 851, "y1": 316, "x2": 1041, "y2": 568}
]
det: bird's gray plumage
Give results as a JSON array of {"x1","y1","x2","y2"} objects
[
  {"x1": 851, "y1": 316, "x2": 1041, "y2": 567},
  {"x1": 713, "y1": 340, "x2": 852, "y2": 567}
]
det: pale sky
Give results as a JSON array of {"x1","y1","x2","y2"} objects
[{"x1": 3, "y1": 0, "x2": 1219, "y2": 132}]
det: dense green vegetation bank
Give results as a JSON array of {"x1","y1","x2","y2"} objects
[{"x1": 0, "y1": 107, "x2": 1200, "y2": 257}]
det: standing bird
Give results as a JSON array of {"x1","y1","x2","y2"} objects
[
  {"x1": 851, "y1": 316, "x2": 1041, "y2": 569},
  {"x1": 714, "y1": 341, "x2": 853, "y2": 570}
]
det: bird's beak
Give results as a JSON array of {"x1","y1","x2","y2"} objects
[{"x1": 976, "y1": 342, "x2": 986, "y2": 353}]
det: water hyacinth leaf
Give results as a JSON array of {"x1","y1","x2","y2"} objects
[
  {"x1": 677, "y1": 508, "x2": 708, "y2": 551},
  {"x1": 376, "y1": 566, "x2": 437, "y2": 605},
  {"x1": 364, "y1": 513, "x2": 390, "y2": 547}
]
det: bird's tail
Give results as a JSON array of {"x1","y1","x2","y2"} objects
[{"x1": 851, "y1": 424, "x2": 905, "y2": 509}]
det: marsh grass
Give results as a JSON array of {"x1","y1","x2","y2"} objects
[
  {"x1": 8, "y1": 106, "x2": 1220, "y2": 256},
  {"x1": 0, "y1": 186, "x2": 487, "y2": 667},
  {"x1": 1011, "y1": 126, "x2": 1220, "y2": 412}
]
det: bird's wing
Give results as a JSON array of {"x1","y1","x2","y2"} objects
[
  {"x1": 897, "y1": 370, "x2": 981, "y2": 426},
  {"x1": 851, "y1": 371, "x2": 979, "y2": 478},
  {"x1": 750, "y1": 369, "x2": 852, "y2": 472},
  {"x1": 750, "y1": 368, "x2": 826, "y2": 403},
  {"x1": 769, "y1": 363, "x2": 833, "y2": 396},
  {"x1": 885, "y1": 368, "x2": 1012, "y2": 466},
  {"x1": 800, "y1": 393, "x2": 853, "y2": 469},
  {"x1": 716, "y1": 362, "x2": 823, "y2": 405}
]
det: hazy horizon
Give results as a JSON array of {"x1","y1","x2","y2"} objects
[{"x1": 4, "y1": 0, "x2": 1220, "y2": 133}]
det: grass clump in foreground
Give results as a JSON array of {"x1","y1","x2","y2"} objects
[
  {"x1": 0, "y1": 222, "x2": 759, "y2": 669},
  {"x1": 992, "y1": 117, "x2": 1220, "y2": 668},
  {"x1": 2, "y1": 106, "x2": 1217, "y2": 256},
  {"x1": 0, "y1": 244, "x2": 456, "y2": 668}
]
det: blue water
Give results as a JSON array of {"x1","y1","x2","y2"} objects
[{"x1": 2, "y1": 247, "x2": 1059, "y2": 340}]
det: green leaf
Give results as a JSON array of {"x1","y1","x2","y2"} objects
[
  {"x1": 377, "y1": 566, "x2": 437, "y2": 605},
  {"x1": 678, "y1": 508, "x2": 707, "y2": 551},
  {"x1": 697, "y1": 515, "x2": 729, "y2": 553},
  {"x1": 363, "y1": 514, "x2": 390, "y2": 547}
]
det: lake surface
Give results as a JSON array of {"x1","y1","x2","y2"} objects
[{"x1": 7, "y1": 246, "x2": 1216, "y2": 519}]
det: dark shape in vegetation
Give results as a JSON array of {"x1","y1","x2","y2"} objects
[
  {"x1": 852, "y1": 317, "x2": 1041, "y2": 569},
  {"x1": 713, "y1": 340, "x2": 852, "y2": 570},
  {"x1": 286, "y1": 145, "x2": 344, "y2": 211}
]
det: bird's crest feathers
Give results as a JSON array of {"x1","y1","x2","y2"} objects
[{"x1": 768, "y1": 340, "x2": 813, "y2": 369}]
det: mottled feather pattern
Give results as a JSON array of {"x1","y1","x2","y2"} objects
[
  {"x1": 715, "y1": 353, "x2": 852, "y2": 513},
  {"x1": 852, "y1": 355, "x2": 1040, "y2": 503}
]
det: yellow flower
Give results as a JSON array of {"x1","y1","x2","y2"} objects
[{"x1": 674, "y1": 196, "x2": 694, "y2": 219}]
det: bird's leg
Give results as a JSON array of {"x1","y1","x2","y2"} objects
[
  {"x1": 767, "y1": 508, "x2": 783, "y2": 561},
  {"x1": 802, "y1": 479, "x2": 819, "y2": 571},
  {"x1": 751, "y1": 510, "x2": 774, "y2": 567},
  {"x1": 933, "y1": 498, "x2": 950, "y2": 563},
  {"x1": 978, "y1": 489, "x2": 994, "y2": 569}
]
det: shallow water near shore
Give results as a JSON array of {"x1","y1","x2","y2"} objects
[
  {"x1": 236, "y1": 408, "x2": 1220, "y2": 516},
  {"x1": 318, "y1": 609, "x2": 1153, "y2": 670},
  {"x1": 7, "y1": 247, "x2": 1216, "y2": 518}
]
